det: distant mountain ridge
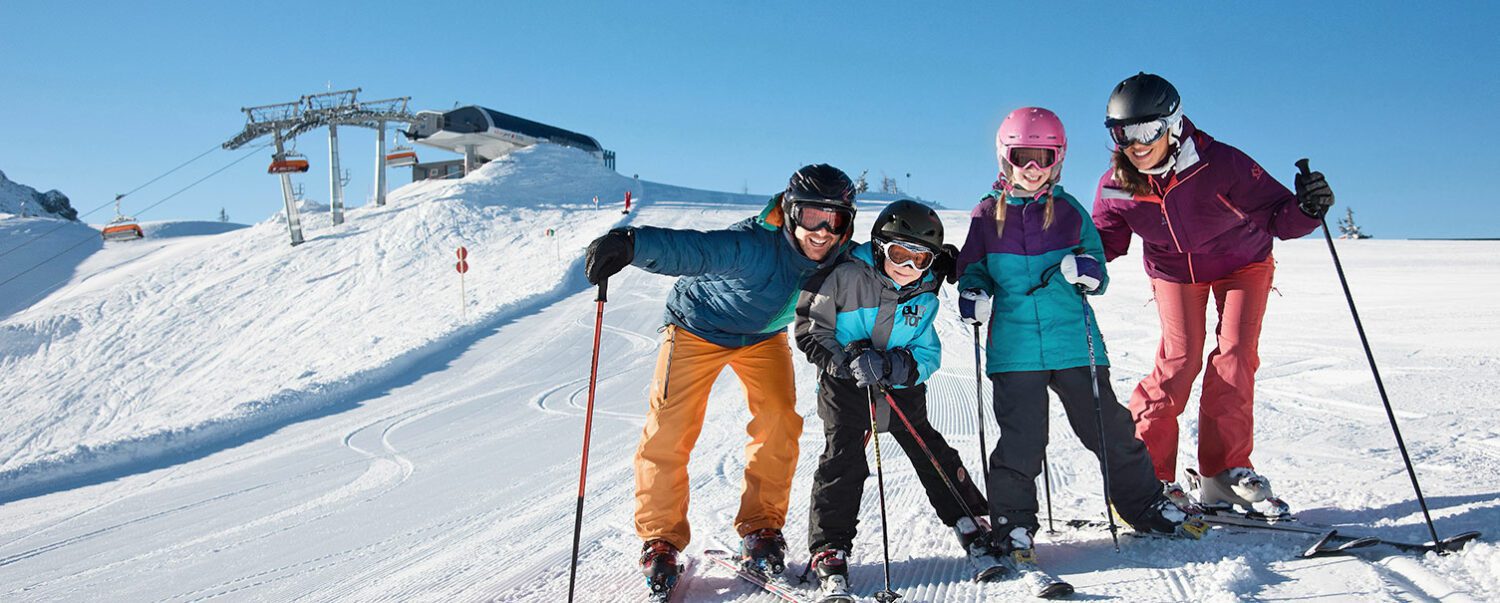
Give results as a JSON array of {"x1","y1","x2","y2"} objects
[{"x1": 0, "y1": 169, "x2": 77, "y2": 221}]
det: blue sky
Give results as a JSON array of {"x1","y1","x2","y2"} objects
[{"x1": 2, "y1": 1, "x2": 1496, "y2": 238}]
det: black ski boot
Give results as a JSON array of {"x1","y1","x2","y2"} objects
[
  {"x1": 739, "y1": 528, "x2": 788, "y2": 576},
  {"x1": 640, "y1": 539, "x2": 683, "y2": 601},
  {"x1": 810, "y1": 547, "x2": 854, "y2": 602},
  {"x1": 1125, "y1": 493, "x2": 1209, "y2": 539}
]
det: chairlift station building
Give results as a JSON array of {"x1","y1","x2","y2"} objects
[{"x1": 405, "y1": 106, "x2": 615, "y2": 181}]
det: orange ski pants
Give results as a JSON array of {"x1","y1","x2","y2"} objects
[
  {"x1": 1130, "y1": 257, "x2": 1275, "y2": 481},
  {"x1": 634, "y1": 325, "x2": 803, "y2": 550}
]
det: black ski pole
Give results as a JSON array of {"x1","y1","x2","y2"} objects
[
  {"x1": 1079, "y1": 292, "x2": 1121, "y2": 552},
  {"x1": 1298, "y1": 158, "x2": 1454, "y2": 552},
  {"x1": 879, "y1": 387, "x2": 983, "y2": 529},
  {"x1": 867, "y1": 387, "x2": 903, "y2": 603},
  {"x1": 972, "y1": 324, "x2": 989, "y2": 480},
  {"x1": 1043, "y1": 454, "x2": 1056, "y2": 534},
  {"x1": 568, "y1": 279, "x2": 608, "y2": 602}
]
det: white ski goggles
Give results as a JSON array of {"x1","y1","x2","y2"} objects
[{"x1": 877, "y1": 238, "x2": 936, "y2": 271}]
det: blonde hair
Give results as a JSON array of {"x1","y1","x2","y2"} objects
[{"x1": 993, "y1": 193, "x2": 1055, "y2": 236}]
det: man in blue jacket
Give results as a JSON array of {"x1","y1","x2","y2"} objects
[{"x1": 584, "y1": 164, "x2": 857, "y2": 596}]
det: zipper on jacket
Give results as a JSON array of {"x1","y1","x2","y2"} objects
[{"x1": 1151, "y1": 177, "x2": 1186, "y2": 254}]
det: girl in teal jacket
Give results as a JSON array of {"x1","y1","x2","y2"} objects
[{"x1": 955, "y1": 108, "x2": 1202, "y2": 558}]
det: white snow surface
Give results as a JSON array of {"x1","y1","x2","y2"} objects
[{"x1": 0, "y1": 143, "x2": 1497, "y2": 601}]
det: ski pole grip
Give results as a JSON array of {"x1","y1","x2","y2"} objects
[
  {"x1": 1295, "y1": 158, "x2": 1312, "y2": 176},
  {"x1": 596, "y1": 278, "x2": 609, "y2": 303}
]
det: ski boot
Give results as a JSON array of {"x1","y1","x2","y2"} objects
[
  {"x1": 970, "y1": 525, "x2": 1035, "y2": 582},
  {"x1": 640, "y1": 539, "x2": 683, "y2": 601},
  {"x1": 739, "y1": 527, "x2": 788, "y2": 576},
  {"x1": 953, "y1": 515, "x2": 991, "y2": 550},
  {"x1": 954, "y1": 516, "x2": 1004, "y2": 578},
  {"x1": 1163, "y1": 479, "x2": 1204, "y2": 514},
  {"x1": 809, "y1": 547, "x2": 855, "y2": 602},
  {"x1": 1195, "y1": 467, "x2": 1291, "y2": 518},
  {"x1": 1125, "y1": 493, "x2": 1209, "y2": 539}
]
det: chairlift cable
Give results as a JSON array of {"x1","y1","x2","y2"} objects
[
  {"x1": 0, "y1": 142, "x2": 271, "y2": 290},
  {"x1": 0, "y1": 142, "x2": 226, "y2": 261}
]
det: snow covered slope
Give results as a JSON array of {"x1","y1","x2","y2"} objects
[
  {"x1": 0, "y1": 149, "x2": 1496, "y2": 600},
  {"x1": 0, "y1": 145, "x2": 640, "y2": 500}
]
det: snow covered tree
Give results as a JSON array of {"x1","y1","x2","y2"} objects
[
  {"x1": 854, "y1": 170, "x2": 869, "y2": 195},
  {"x1": 880, "y1": 173, "x2": 901, "y2": 194},
  {"x1": 1337, "y1": 207, "x2": 1371, "y2": 239}
]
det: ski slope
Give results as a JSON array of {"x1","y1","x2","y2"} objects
[{"x1": 0, "y1": 146, "x2": 1496, "y2": 601}]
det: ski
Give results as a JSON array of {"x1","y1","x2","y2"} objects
[
  {"x1": 1200, "y1": 509, "x2": 1481, "y2": 556},
  {"x1": 1303, "y1": 530, "x2": 1380, "y2": 558},
  {"x1": 978, "y1": 550, "x2": 1075, "y2": 599},
  {"x1": 702, "y1": 548, "x2": 810, "y2": 603}
]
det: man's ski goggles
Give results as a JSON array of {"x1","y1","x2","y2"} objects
[
  {"x1": 789, "y1": 203, "x2": 852, "y2": 235},
  {"x1": 877, "y1": 238, "x2": 936, "y2": 271},
  {"x1": 1007, "y1": 146, "x2": 1060, "y2": 171}
]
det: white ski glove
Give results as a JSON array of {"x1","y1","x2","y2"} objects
[
  {"x1": 1060, "y1": 254, "x2": 1103, "y2": 293},
  {"x1": 959, "y1": 289, "x2": 991, "y2": 326}
]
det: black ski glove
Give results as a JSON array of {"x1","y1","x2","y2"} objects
[
  {"x1": 1295, "y1": 170, "x2": 1335, "y2": 219},
  {"x1": 848, "y1": 348, "x2": 886, "y2": 388},
  {"x1": 584, "y1": 228, "x2": 634, "y2": 284},
  {"x1": 929, "y1": 244, "x2": 961, "y2": 285},
  {"x1": 883, "y1": 348, "x2": 918, "y2": 387},
  {"x1": 848, "y1": 347, "x2": 917, "y2": 388}
]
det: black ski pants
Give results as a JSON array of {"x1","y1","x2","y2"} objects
[
  {"x1": 807, "y1": 374, "x2": 987, "y2": 553},
  {"x1": 986, "y1": 366, "x2": 1161, "y2": 532}
]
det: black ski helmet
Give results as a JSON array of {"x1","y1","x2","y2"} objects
[
  {"x1": 871, "y1": 199, "x2": 943, "y2": 250},
  {"x1": 1105, "y1": 72, "x2": 1181, "y2": 127},
  {"x1": 782, "y1": 164, "x2": 856, "y2": 216}
]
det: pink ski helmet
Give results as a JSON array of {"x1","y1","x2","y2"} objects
[{"x1": 995, "y1": 107, "x2": 1067, "y2": 194}]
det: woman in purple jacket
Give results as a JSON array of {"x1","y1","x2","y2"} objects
[{"x1": 1091, "y1": 73, "x2": 1335, "y2": 516}]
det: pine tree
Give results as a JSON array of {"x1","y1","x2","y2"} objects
[
  {"x1": 854, "y1": 170, "x2": 869, "y2": 195},
  {"x1": 219, "y1": 207, "x2": 229, "y2": 223},
  {"x1": 1337, "y1": 207, "x2": 1371, "y2": 239}
]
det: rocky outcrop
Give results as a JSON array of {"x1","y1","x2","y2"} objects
[{"x1": 0, "y1": 169, "x2": 77, "y2": 221}]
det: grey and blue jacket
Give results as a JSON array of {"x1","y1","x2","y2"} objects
[
  {"x1": 794, "y1": 242, "x2": 943, "y2": 389},
  {"x1": 631, "y1": 197, "x2": 851, "y2": 348}
]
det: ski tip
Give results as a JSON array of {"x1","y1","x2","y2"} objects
[
  {"x1": 975, "y1": 566, "x2": 1012, "y2": 583},
  {"x1": 1433, "y1": 531, "x2": 1482, "y2": 554},
  {"x1": 1037, "y1": 581, "x2": 1076, "y2": 599}
]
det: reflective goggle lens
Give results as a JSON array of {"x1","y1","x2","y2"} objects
[
  {"x1": 1007, "y1": 146, "x2": 1058, "y2": 170},
  {"x1": 1109, "y1": 119, "x2": 1169, "y2": 147},
  {"x1": 792, "y1": 204, "x2": 851, "y2": 235},
  {"x1": 879, "y1": 239, "x2": 935, "y2": 271}
]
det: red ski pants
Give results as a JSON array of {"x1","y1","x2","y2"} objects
[
  {"x1": 1130, "y1": 257, "x2": 1274, "y2": 481},
  {"x1": 633, "y1": 325, "x2": 802, "y2": 550}
]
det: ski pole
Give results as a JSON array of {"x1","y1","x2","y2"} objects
[
  {"x1": 1079, "y1": 291, "x2": 1121, "y2": 552},
  {"x1": 879, "y1": 386, "x2": 983, "y2": 528},
  {"x1": 1043, "y1": 454, "x2": 1056, "y2": 534},
  {"x1": 867, "y1": 387, "x2": 903, "y2": 603},
  {"x1": 1298, "y1": 158, "x2": 1450, "y2": 552},
  {"x1": 568, "y1": 278, "x2": 608, "y2": 602},
  {"x1": 972, "y1": 324, "x2": 989, "y2": 479}
]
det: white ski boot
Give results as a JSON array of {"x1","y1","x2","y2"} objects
[
  {"x1": 1196, "y1": 467, "x2": 1291, "y2": 518},
  {"x1": 1162, "y1": 480, "x2": 1203, "y2": 514}
]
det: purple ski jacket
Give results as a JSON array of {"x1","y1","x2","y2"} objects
[{"x1": 1091, "y1": 117, "x2": 1321, "y2": 283}]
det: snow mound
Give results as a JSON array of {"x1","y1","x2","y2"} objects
[
  {"x1": 0, "y1": 144, "x2": 632, "y2": 500},
  {"x1": 140, "y1": 220, "x2": 248, "y2": 239}
]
